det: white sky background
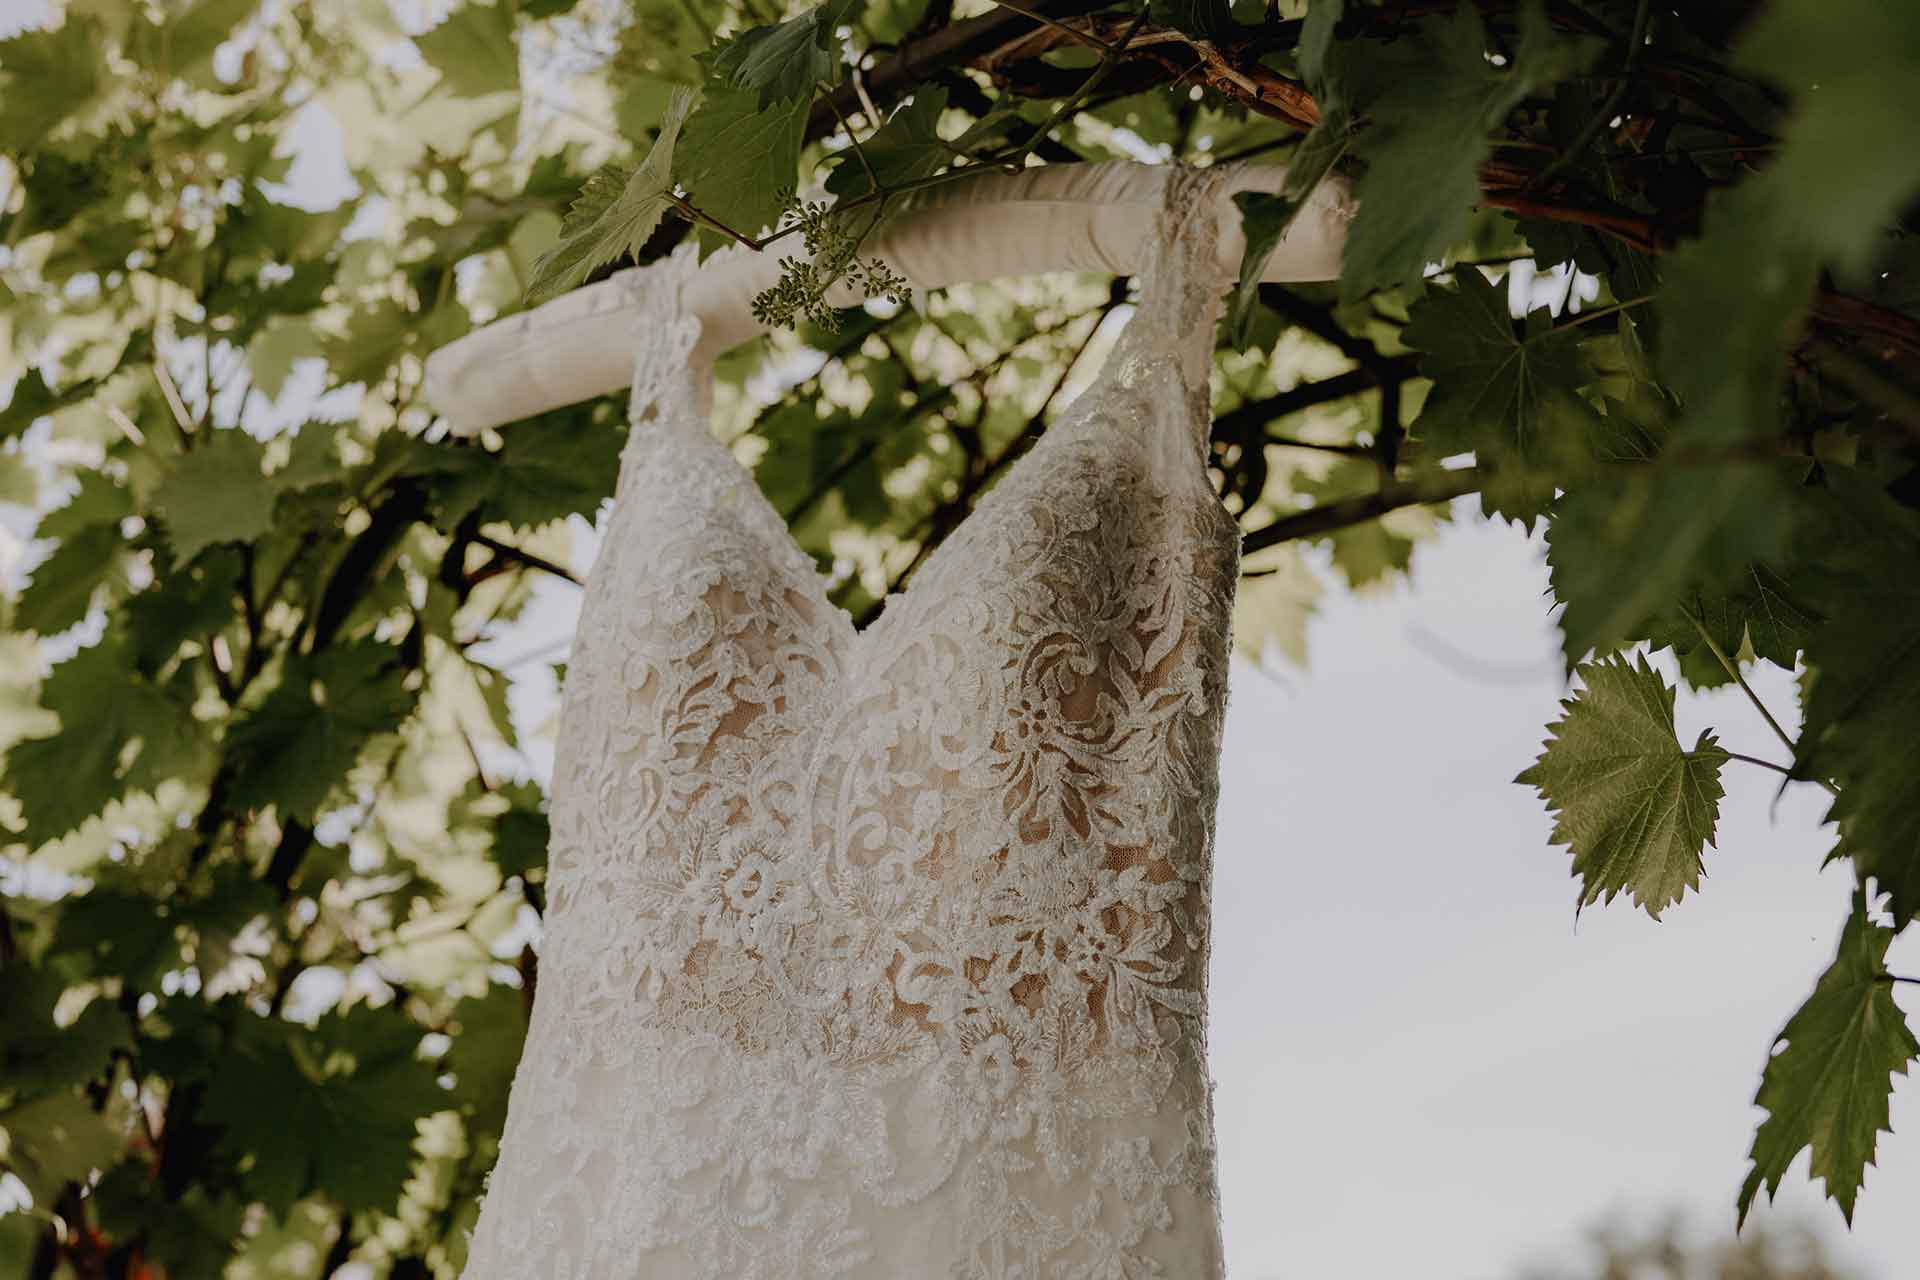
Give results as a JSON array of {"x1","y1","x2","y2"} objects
[
  {"x1": 1205, "y1": 519, "x2": 1917, "y2": 1279},
  {"x1": 2, "y1": 0, "x2": 1915, "y2": 1272}
]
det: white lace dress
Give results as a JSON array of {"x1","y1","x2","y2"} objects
[{"x1": 460, "y1": 162, "x2": 1246, "y2": 1279}]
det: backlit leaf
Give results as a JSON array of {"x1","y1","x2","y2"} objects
[
  {"x1": 1226, "y1": 131, "x2": 1350, "y2": 346},
  {"x1": 13, "y1": 520, "x2": 123, "y2": 635},
  {"x1": 1328, "y1": 0, "x2": 1598, "y2": 300},
  {"x1": 226, "y1": 640, "x2": 418, "y2": 822},
  {"x1": 709, "y1": 0, "x2": 863, "y2": 108},
  {"x1": 415, "y1": 0, "x2": 521, "y2": 99},
  {"x1": 0, "y1": 1088, "x2": 129, "y2": 1206},
  {"x1": 197, "y1": 1006, "x2": 448, "y2": 1216},
  {"x1": 1515, "y1": 652, "x2": 1730, "y2": 919},
  {"x1": 1403, "y1": 264, "x2": 1604, "y2": 524},
  {"x1": 825, "y1": 84, "x2": 951, "y2": 199},
  {"x1": 676, "y1": 85, "x2": 810, "y2": 246},
  {"x1": 1738, "y1": 890, "x2": 1919, "y2": 1225},
  {"x1": 151, "y1": 428, "x2": 277, "y2": 567},
  {"x1": 524, "y1": 86, "x2": 696, "y2": 304},
  {"x1": 1, "y1": 629, "x2": 204, "y2": 847},
  {"x1": 0, "y1": 18, "x2": 106, "y2": 154}
]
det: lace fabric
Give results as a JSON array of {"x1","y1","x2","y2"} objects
[{"x1": 460, "y1": 162, "x2": 1246, "y2": 1279}]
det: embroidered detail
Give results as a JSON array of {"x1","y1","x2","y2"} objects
[{"x1": 462, "y1": 163, "x2": 1243, "y2": 1280}]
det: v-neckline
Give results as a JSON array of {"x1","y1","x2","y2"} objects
[
  {"x1": 713, "y1": 378, "x2": 1100, "y2": 657},
  {"x1": 676, "y1": 357, "x2": 1243, "y2": 676},
  {"x1": 626, "y1": 162, "x2": 1244, "y2": 667}
]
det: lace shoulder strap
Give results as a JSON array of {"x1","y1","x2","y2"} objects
[
  {"x1": 1109, "y1": 162, "x2": 1238, "y2": 456},
  {"x1": 622, "y1": 240, "x2": 710, "y2": 438}
]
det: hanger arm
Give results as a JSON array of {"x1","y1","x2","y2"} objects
[{"x1": 423, "y1": 160, "x2": 1355, "y2": 438}]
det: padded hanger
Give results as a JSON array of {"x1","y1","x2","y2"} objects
[{"x1": 423, "y1": 159, "x2": 1356, "y2": 437}]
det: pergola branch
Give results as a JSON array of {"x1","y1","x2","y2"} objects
[
  {"x1": 806, "y1": 0, "x2": 1110, "y2": 143},
  {"x1": 470, "y1": 533, "x2": 582, "y2": 587},
  {"x1": 1210, "y1": 356, "x2": 1421, "y2": 444},
  {"x1": 1241, "y1": 468, "x2": 1482, "y2": 554}
]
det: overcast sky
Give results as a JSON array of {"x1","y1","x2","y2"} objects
[{"x1": 1205, "y1": 514, "x2": 1918, "y2": 1279}]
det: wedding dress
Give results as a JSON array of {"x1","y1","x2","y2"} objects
[{"x1": 460, "y1": 162, "x2": 1246, "y2": 1279}]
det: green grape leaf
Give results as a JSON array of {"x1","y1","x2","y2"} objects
[
  {"x1": 38, "y1": 470, "x2": 135, "y2": 540},
  {"x1": 228, "y1": 187, "x2": 358, "y2": 265},
  {"x1": 91, "y1": 1164, "x2": 246, "y2": 1279},
  {"x1": 424, "y1": 404, "x2": 623, "y2": 530},
  {"x1": 1329, "y1": 0, "x2": 1598, "y2": 300},
  {"x1": 226, "y1": 640, "x2": 418, "y2": 822},
  {"x1": 0, "y1": 961, "x2": 133, "y2": 1099},
  {"x1": 1149, "y1": 0, "x2": 1233, "y2": 38},
  {"x1": 1292, "y1": 456, "x2": 1433, "y2": 588},
  {"x1": 1297, "y1": 0, "x2": 1341, "y2": 83},
  {"x1": 1561, "y1": 170, "x2": 1815, "y2": 668},
  {"x1": 0, "y1": 453, "x2": 35, "y2": 507},
  {"x1": 0, "y1": 18, "x2": 106, "y2": 154},
  {"x1": 271, "y1": 422, "x2": 343, "y2": 493},
  {"x1": 0, "y1": 1214, "x2": 38, "y2": 1272},
  {"x1": 1732, "y1": 563, "x2": 1823, "y2": 670},
  {"x1": 1515, "y1": 652, "x2": 1731, "y2": 918},
  {"x1": 524, "y1": 86, "x2": 695, "y2": 305},
  {"x1": 1403, "y1": 264, "x2": 1605, "y2": 524},
  {"x1": 52, "y1": 866, "x2": 271, "y2": 996},
  {"x1": 1739, "y1": 889, "x2": 1919, "y2": 1225},
  {"x1": 0, "y1": 1087, "x2": 129, "y2": 1206},
  {"x1": 13, "y1": 520, "x2": 124, "y2": 635},
  {"x1": 1734, "y1": 0, "x2": 1920, "y2": 276},
  {"x1": 1793, "y1": 500, "x2": 1920, "y2": 923},
  {"x1": 124, "y1": 546, "x2": 243, "y2": 676},
  {"x1": 468, "y1": 654, "x2": 519, "y2": 750},
  {"x1": 11, "y1": 148, "x2": 113, "y2": 241},
  {"x1": 1231, "y1": 543, "x2": 1323, "y2": 668},
  {"x1": 1646, "y1": 564, "x2": 1822, "y2": 689},
  {"x1": 1, "y1": 630, "x2": 205, "y2": 847},
  {"x1": 709, "y1": 0, "x2": 863, "y2": 108},
  {"x1": 1543, "y1": 457, "x2": 1791, "y2": 668},
  {"x1": 246, "y1": 315, "x2": 318, "y2": 401},
  {"x1": 198, "y1": 1006, "x2": 448, "y2": 1216},
  {"x1": 125, "y1": 0, "x2": 258, "y2": 83},
  {"x1": 51, "y1": 891, "x2": 185, "y2": 993},
  {"x1": 320, "y1": 299, "x2": 416, "y2": 387},
  {"x1": 1567, "y1": 0, "x2": 1920, "y2": 681},
  {"x1": 1654, "y1": 179, "x2": 1818, "y2": 459},
  {"x1": 676, "y1": 85, "x2": 810, "y2": 246},
  {"x1": 1225, "y1": 119, "x2": 1350, "y2": 346},
  {"x1": 1, "y1": 368, "x2": 100, "y2": 442},
  {"x1": 491, "y1": 781, "x2": 551, "y2": 880},
  {"x1": 415, "y1": 0, "x2": 521, "y2": 98},
  {"x1": 444, "y1": 983, "x2": 529, "y2": 1136},
  {"x1": 151, "y1": 428, "x2": 277, "y2": 568},
  {"x1": 825, "y1": 84, "x2": 950, "y2": 200},
  {"x1": 1644, "y1": 588, "x2": 1743, "y2": 691}
]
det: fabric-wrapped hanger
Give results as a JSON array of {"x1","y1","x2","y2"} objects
[{"x1": 424, "y1": 158, "x2": 1355, "y2": 437}]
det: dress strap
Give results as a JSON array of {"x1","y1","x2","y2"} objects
[
  {"x1": 1113, "y1": 162, "x2": 1239, "y2": 457},
  {"x1": 621, "y1": 240, "x2": 709, "y2": 440}
]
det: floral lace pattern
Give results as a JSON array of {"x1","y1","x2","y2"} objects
[{"x1": 460, "y1": 162, "x2": 1245, "y2": 1279}]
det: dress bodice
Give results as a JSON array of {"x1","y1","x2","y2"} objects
[{"x1": 460, "y1": 161, "x2": 1246, "y2": 1279}]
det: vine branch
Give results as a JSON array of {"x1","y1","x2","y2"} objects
[
  {"x1": 1682, "y1": 604, "x2": 1839, "y2": 797},
  {"x1": 1241, "y1": 467, "x2": 1482, "y2": 554},
  {"x1": 470, "y1": 533, "x2": 583, "y2": 588}
]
